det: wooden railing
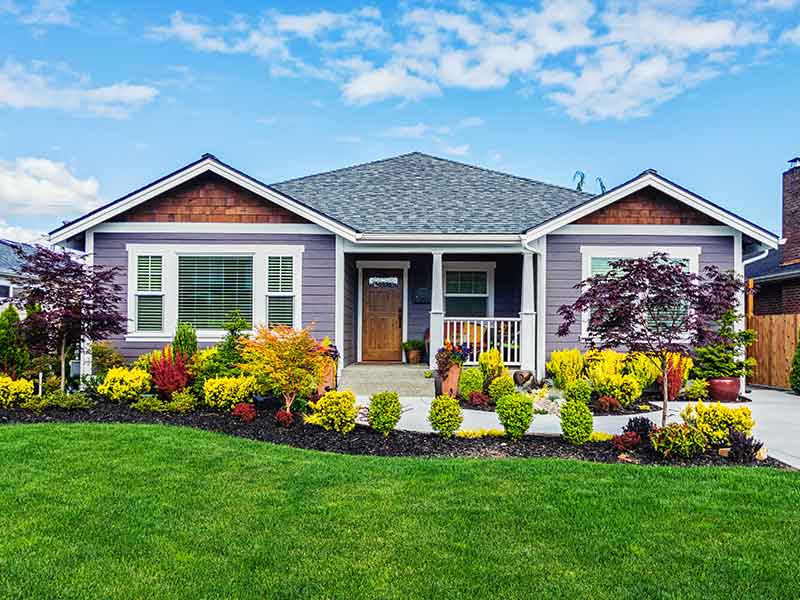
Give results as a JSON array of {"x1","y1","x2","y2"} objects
[{"x1": 443, "y1": 317, "x2": 524, "y2": 366}]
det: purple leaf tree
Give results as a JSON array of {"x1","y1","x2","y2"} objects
[
  {"x1": 556, "y1": 252, "x2": 747, "y2": 426},
  {"x1": 9, "y1": 245, "x2": 127, "y2": 391}
]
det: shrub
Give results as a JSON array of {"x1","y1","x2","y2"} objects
[
  {"x1": 560, "y1": 400, "x2": 593, "y2": 445},
  {"x1": 0, "y1": 376, "x2": 34, "y2": 408},
  {"x1": 478, "y1": 348, "x2": 506, "y2": 385},
  {"x1": 564, "y1": 379, "x2": 592, "y2": 404},
  {"x1": 91, "y1": 341, "x2": 124, "y2": 379},
  {"x1": 97, "y1": 367, "x2": 151, "y2": 403},
  {"x1": 368, "y1": 391, "x2": 402, "y2": 436},
  {"x1": 728, "y1": 430, "x2": 764, "y2": 463},
  {"x1": 131, "y1": 395, "x2": 167, "y2": 413},
  {"x1": 44, "y1": 390, "x2": 95, "y2": 410},
  {"x1": 232, "y1": 402, "x2": 257, "y2": 423},
  {"x1": 496, "y1": 392, "x2": 534, "y2": 440},
  {"x1": 595, "y1": 395, "x2": 622, "y2": 412},
  {"x1": 131, "y1": 348, "x2": 165, "y2": 372},
  {"x1": 684, "y1": 379, "x2": 710, "y2": 401},
  {"x1": 591, "y1": 372, "x2": 642, "y2": 407},
  {"x1": 306, "y1": 390, "x2": 358, "y2": 435},
  {"x1": 173, "y1": 322, "x2": 198, "y2": 359},
  {"x1": 240, "y1": 325, "x2": 323, "y2": 412},
  {"x1": 791, "y1": 334, "x2": 800, "y2": 394},
  {"x1": 650, "y1": 423, "x2": 707, "y2": 459},
  {"x1": 680, "y1": 400, "x2": 754, "y2": 446},
  {"x1": 589, "y1": 431, "x2": 614, "y2": 442},
  {"x1": 275, "y1": 409, "x2": 294, "y2": 428},
  {"x1": 165, "y1": 389, "x2": 196, "y2": 414},
  {"x1": 488, "y1": 373, "x2": 515, "y2": 403},
  {"x1": 456, "y1": 428, "x2": 505, "y2": 438},
  {"x1": 423, "y1": 370, "x2": 432, "y2": 379},
  {"x1": 467, "y1": 391, "x2": 490, "y2": 408},
  {"x1": 459, "y1": 367, "x2": 484, "y2": 399},
  {"x1": 187, "y1": 346, "x2": 239, "y2": 398},
  {"x1": 658, "y1": 354, "x2": 690, "y2": 402},
  {"x1": 586, "y1": 349, "x2": 625, "y2": 378},
  {"x1": 150, "y1": 349, "x2": 189, "y2": 399},
  {"x1": 624, "y1": 353, "x2": 661, "y2": 390},
  {"x1": 20, "y1": 394, "x2": 50, "y2": 413},
  {"x1": 203, "y1": 376, "x2": 256, "y2": 411},
  {"x1": 428, "y1": 394, "x2": 463, "y2": 438},
  {"x1": 612, "y1": 431, "x2": 642, "y2": 452},
  {"x1": 623, "y1": 416, "x2": 657, "y2": 440},
  {"x1": 0, "y1": 305, "x2": 30, "y2": 379},
  {"x1": 546, "y1": 349, "x2": 584, "y2": 390}
]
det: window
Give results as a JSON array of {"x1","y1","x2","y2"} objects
[
  {"x1": 178, "y1": 255, "x2": 253, "y2": 329},
  {"x1": 0, "y1": 284, "x2": 10, "y2": 300},
  {"x1": 266, "y1": 256, "x2": 295, "y2": 326},
  {"x1": 136, "y1": 256, "x2": 163, "y2": 331},
  {"x1": 444, "y1": 265, "x2": 494, "y2": 317}
]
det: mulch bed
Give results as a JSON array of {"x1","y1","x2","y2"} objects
[
  {"x1": 459, "y1": 398, "x2": 661, "y2": 416},
  {"x1": 0, "y1": 404, "x2": 790, "y2": 469}
]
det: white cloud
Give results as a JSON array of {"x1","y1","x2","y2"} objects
[
  {"x1": 780, "y1": 25, "x2": 800, "y2": 44},
  {"x1": 382, "y1": 122, "x2": 429, "y2": 138},
  {"x1": 0, "y1": 157, "x2": 103, "y2": 218},
  {"x1": 754, "y1": 0, "x2": 799, "y2": 9},
  {"x1": 0, "y1": 59, "x2": 158, "y2": 119},
  {"x1": 0, "y1": 219, "x2": 43, "y2": 243},
  {"x1": 458, "y1": 116, "x2": 484, "y2": 128},
  {"x1": 1, "y1": 0, "x2": 73, "y2": 26},
  {"x1": 440, "y1": 143, "x2": 469, "y2": 156},
  {"x1": 342, "y1": 65, "x2": 440, "y2": 104}
]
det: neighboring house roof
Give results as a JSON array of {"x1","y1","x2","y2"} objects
[
  {"x1": 0, "y1": 239, "x2": 32, "y2": 276},
  {"x1": 271, "y1": 152, "x2": 592, "y2": 234},
  {"x1": 746, "y1": 247, "x2": 800, "y2": 281}
]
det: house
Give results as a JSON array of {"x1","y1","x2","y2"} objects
[
  {"x1": 746, "y1": 157, "x2": 800, "y2": 313},
  {"x1": 48, "y1": 152, "x2": 779, "y2": 380},
  {"x1": 0, "y1": 239, "x2": 33, "y2": 307}
]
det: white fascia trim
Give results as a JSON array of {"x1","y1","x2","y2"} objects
[
  {"x1": 552, "y1": 225, "x2": 736, "y2": 236},
  {"x1": 523, "y1": 173, "x2": 778, "y2": 249},
  {"x1": 356, "y1": 260, "x2": 409, "y2": 363},
  {"x1": 94, "y1": 222, "x2": 330, "y2": 235},
  {"x1": 50, "y1": 158, "x2": 358, "y2": 244}
]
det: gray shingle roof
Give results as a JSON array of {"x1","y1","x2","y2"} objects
[
  {"x1": 0, "y1": 239, "x2": 32, "y2": 275},
  {"x1": 271, "y1": 152, "x2": 592, "y2": 234}
]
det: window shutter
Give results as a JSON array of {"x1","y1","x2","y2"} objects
[
  {"x1": 136, "y1": 256, "x2": 163, "y2": 331},
  {"x1": 267, "y1": 256, "x2": 294, "y2": 326},
  {"x1": 178, "y1": 256, "x2": 253, "y2": 329}
]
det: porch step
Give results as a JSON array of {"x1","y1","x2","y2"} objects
[{"x1": 339, "y1": 364, "x2": 435, "y2": 398}]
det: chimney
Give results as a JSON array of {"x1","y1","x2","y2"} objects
[{"x1": 781, "y1": 157, "x2": 800, "y2": 265}]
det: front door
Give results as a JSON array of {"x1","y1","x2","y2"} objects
[{"x1": 362, "y1": 269, "x2": 403, "y2": 362}]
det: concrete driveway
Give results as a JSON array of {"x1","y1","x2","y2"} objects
[{"x1": 745, "y1": 387, "x2": 800, "y2": 468}]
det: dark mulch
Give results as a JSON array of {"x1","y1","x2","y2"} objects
[
  {"x1": 590, "y1": 401, "x2": 662, "y2": 416},
  {"x1": 0, "y1": 404, "x2": 789, "y2": 469}
]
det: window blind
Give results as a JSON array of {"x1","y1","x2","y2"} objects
[
  {"x1": 136, "y1": 255, "x2": 163, "y2": 331},
  {"x1": 178, "y1": 255, "x2": 253, "y2": 329},
  {"x1": 267, "y1": 256, "x2": 294, "y2": 326}
]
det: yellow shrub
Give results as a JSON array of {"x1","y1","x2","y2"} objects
[
  {"x1": 131, "y1": 346, "x2": 171, "y2": 372},
  {"x1": 456, "y1": 428, "x2": 505, "y2": 438},
  {"x1": 585, "y1": 349, "x2": 626, "y2": 377},
  {"x1": 680, "y1": 400, "x2": 754, "y2": 445},
  {"x1": 97, "y1": 367, "x2": 151, "y2": 403},
  {"x1": 0, "y1": 376, "x2": 34, "y2": 408},
  {"x1": 546, "y1": 349, "x2": 584, "y2": 390},
  {"x1": 203, "y1": 376, "x2": 256, "y2": 411},
  {"x1": 478, "y1": 348, "x2": 507, "y2": 383},
  {"x1": 589, "y1": 431, "x2": 614, "y2": 442},
  {"x1": 305, "y1": 389, "x2": 358, "y2": 435},
  {"x1": 624, "y1": 353, "x2": 661, "y2": 389},
  {"x1": 663, "y1": 352, "x2": 693, "y2": 383}
]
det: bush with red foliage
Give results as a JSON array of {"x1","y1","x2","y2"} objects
[
  {"x1": 658, "y1": 355, "x2": 688, "y2": 402},
  {"x1": 232, "y1": 402, "x2": 256, "y2": 423},
  {"x1": 467, "y1": 391, "x2": 490, "y2": 408},
  {"x1": 275, "y1": 409, "x2": 294, "y2": 428},
  {"x1": 612, "y1": 431, "x2": 642, "y2": 452},
  {"x1": 151, "y1": 351, "x2": 189, "y2": 399},
  {"x1": 595, "y1": 395, "x2": 622, "y2": 413}
]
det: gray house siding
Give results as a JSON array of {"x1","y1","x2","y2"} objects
[
  {"x1": 545, "y1": 234, "x2": 735, "y2": 358},
  {"x1": 94, "y1": 232, "x2": 335, "y2": 362}
]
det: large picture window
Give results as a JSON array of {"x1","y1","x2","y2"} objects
[{"x1": 178, "y1": 255, "x2": 254, "y2": 329}]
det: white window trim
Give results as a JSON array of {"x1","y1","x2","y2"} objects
[
  {"x1": 578, "y1": 245, "x2": 700, "y2": 340},
  {"x1": 125, "y1": 243, "x2": 304, "y2": 342},
  {"x1": 356, "y1": 260, "x2": 410, "y2": 363},
  {"x1": 443, "y1": 261, "x2": 495, "y2": 317}
]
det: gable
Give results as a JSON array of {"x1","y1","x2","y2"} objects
[
  {"x1": 111, "y1": 172, "x2": 311, "y2": 225},
  {"x1": 575, "y1": 186, "x2": 719, "y2": 226}
]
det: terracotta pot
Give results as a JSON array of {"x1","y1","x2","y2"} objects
[
  {"x1": 441, "y1": 364, "x2": 461, "y2": 397},
  {"x1": 317, "y1": 359, "x2": 336, "y2": 396},
  {"x1": 708, "y1": 377, "x2": 740, "y2": 402},
  {"x1": 406, "y1": 349, "x2": 422, "y2": 364}
]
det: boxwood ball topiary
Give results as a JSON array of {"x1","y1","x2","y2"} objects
[
  {"x1": 488, "y1": 373, "x2": 515, "y2": 403},
  {"x1": 560, "y1": 399, "x2": 593, "y2": 445},
  {"x1": 564, "y1": 379, "x2": 592, "y2": 404},
  {"x1": 428, "y1": 394, "x2": 463, "y2": 438},
  {"x1": 369, "y1": 391, "x2": 402, "y2": 436},
  {"x1": 495, "y1": 392, "x2": 534, "y2": 440}
]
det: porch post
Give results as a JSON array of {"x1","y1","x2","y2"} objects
[
  {"x1": 520, "y1": 251, "x2": 536, "y2": 373},
  {"x1": 429, "y1": 251, "x2": 444, "y2": 369}
]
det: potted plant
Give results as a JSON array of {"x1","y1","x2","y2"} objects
[
  {"x1": 693, "y1": 311, "x2": 756, "y2": 402},
  {"x1": 402, "y1": 339, "x2": 425, "y2": 364},
  {"x1": 434, "y1": 342, "x2": 471, "y2": 396}
]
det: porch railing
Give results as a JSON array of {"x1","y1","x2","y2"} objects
[{"x1": 443, "y1": 317, "x2": 524, "y2": 366}]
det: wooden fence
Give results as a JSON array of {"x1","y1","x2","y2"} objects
[{"x1": 746, "y1": 313, "x2": 800, "y2": 389}]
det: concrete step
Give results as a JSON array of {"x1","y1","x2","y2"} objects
[{"x1": 339, "y1": 364, "x2": 435, "y2": 398}]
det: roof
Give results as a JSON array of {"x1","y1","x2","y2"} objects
[
  {"x1": 746, "y1": 247, "x2": 800, "y2": 281},
  {"x1": 270, "y1": 152, "x2": 592, "y2": 234},
  {"x1": 0, "y1": 239, "x2": 33, "y2": 275}
]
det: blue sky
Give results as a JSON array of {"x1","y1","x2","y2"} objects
[{"x1": 1, "y1": 0, "x2": 799, "y2": 242}]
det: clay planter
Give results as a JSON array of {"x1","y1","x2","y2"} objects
[
  {"x1": 441, "y1": 364, "x2": 462, "y2": 397},
  {"x1": 317, "y1": 359, "x2": 337, "y2": 397},
  {"x1": 708, "y1": 377, "x2": 740, "y2": 402},
  {"x1": 406, "y1": 349, "x2": 423, "y2": 364}
]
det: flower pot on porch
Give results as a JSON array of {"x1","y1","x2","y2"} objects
[
  {"x1": 441, "y1": 364, "x2": 461, "y2": 397},
  {"x1": 708, "y1": 377, "x2": 740, "y2": 402},
  {"x1": 406, "y1": 349, "x2": 422, "y2": 364},
  {"x1": 317, "y1": 359, "x2": 337, "y2": 397}
]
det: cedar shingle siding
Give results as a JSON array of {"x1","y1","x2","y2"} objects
[{"x1": 575, "y1": 187, "x2": 718, "y2": 226}]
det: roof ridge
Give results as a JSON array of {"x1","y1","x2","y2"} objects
[{"x1": 271, "y1": 152, "x2": 422, "y2": 186}]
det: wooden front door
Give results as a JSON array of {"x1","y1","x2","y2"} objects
[{"x1": 362, "y1": 269, "x2": 403, "y2": 362}]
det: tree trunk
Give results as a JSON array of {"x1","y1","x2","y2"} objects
[
  {"x1": 661, "y1": 364, "x2": 669, "y2": 427},
  {"x1": 59, "y1": 335, "x2": 67, "y2": 392}
]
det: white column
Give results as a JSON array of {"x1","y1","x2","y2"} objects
[
  {"x1": 79, "y1": 230, "x2": 94, "y2": 380},
  {"x1": 429, "y1": 251, "x2": 444, "y2": 369},
  {"x1": 535, "y1": 244, "x2": 547, "y2": 381},
  {"x1": 520, "y1": 251, "x2": 536, "y2": 373}
]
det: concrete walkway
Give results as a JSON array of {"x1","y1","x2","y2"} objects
[{"x1": 358, "y1": 387, "x2": 800, "y2": 468}]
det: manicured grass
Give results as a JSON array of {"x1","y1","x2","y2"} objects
[{"x1": 0, "y1": 424, "x2": 797, "y2": 599}]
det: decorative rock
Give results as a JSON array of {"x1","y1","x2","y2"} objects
[
  {"x1": 617, "y1": 452, "x2": 640, "y2": 464},
  {"x1": 756, "y1": 447, "x2": 768, "y2": 461},
  {"x1": 718, "y1": 448, "x2": 731, "y2": 458},
  {"x1": 514, "y1": 370, "x2": 534, "y2": 386}
]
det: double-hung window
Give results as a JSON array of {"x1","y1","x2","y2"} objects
[
  {"x1": 444, "y1": 263, "x2": 495, "y2": 318},
  {"x1": 178, "y1": 255, "x2": 254, "y2": 329},
  {"x1": 136, "y1": 255, "x2": 164, "y2": 331},
  {"x1": 266, "y1": 255, "x2": 296, "y2": 326}
]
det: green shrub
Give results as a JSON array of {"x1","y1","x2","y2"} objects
[
  {"x1": 650, "y1": 423, "x2": 708, "y2": 458},
  {"x1": 428, "y1": 394, "x2": 463, "y2": 438},
  {"x1": 131, "y1": 395, "x2": 167, "y2": 413},
  {"x1": 173, "y1": 322, "x2": 198, "y2": 358},
  {"x1": 624, "y1": 353, "x2": 661, "y2": 390},
  {"x1": 0, "y1": 305, "x2": 30, "y2": 379},
  {"x1": 488, "y1": 373, "x2": 515, "y2": 403},
  {"x1": 44, "y1": 390, "x2": 95, "y2": 410},
  {"x1": 306, "y1": 390, "x2": 358, "y2": 435},
  {"x1": 91, "y1": 341, "x2": 124, "y2": 379},
  {"x1": 203, "y1": 376, "x2": 256, "y2": 411},
  {"x1": 591, "y1": 372, "x2": 642, "y2": 407},
  {"x1": 680, "y1": 400, "x2": 753, "y2": 445},
  {"x1": 564, "y1": 379, "x2": 592, "y2": 404},
  {"x1": 0, "y1": 375, "x2": 35, "y2": 408},
  {"x1": 546, "y1": 349, "x2": 584, "y2": 390},
  {"x1": 368, "y1": 391, "x2": 401, "y2": 436},
  {"x1": 131, "y1": 348, "x2": 164, "y2": 372},
  {"x1": 495, "y1": 392, "x2": 534, "y2": 440},
  {"x1": 560, "y1": 400, "x2": 593, "y2": 445},
  {"x1": 98, "y1": 367, "x2": 151, "y2": 403},
  {"x1": 166, "y1": 389, "x2": 196, "y2": 414},
  {"x1": 459, "y1": 367, "x2": 484, "y2": 400},
  {"x1": 20, "y1": 394, "x2": 50, "y2": 413},
  {"x1": 791, "y1": 334, "x2": 800, "y2": 394},
  {"x1": 684, "y1": 379, "x2": 709, "y2": 401}
]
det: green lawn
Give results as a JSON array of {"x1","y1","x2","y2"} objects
[{"x1": 0, "y1": 424, "x2": 798, "y2": 599}]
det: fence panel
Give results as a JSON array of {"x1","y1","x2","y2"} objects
[{"x1": 747, "y1": 313, "x2": 800, "y2": 389}]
